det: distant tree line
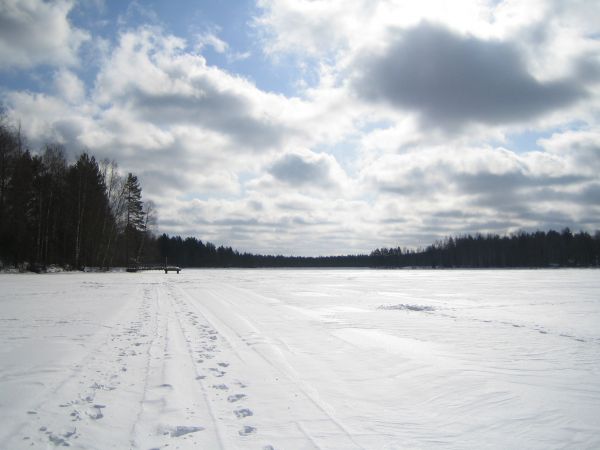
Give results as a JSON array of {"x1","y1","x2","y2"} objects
[
  {"x1": 369, "y1": 229, "x2": 600, "y2": 268},
  {"x1": 0, "y1": 117, "x2": 156, "y2": 270},
  {"x1": 155, "y1": 234, "x2": 368, "y2": 268},
  {"x1": 156, "y1": 229, "x2": 600, "y2": 269}
]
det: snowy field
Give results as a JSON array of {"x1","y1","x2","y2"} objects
[{"x1": 0, "y1": 269, "x2": 599, "y2": 449}]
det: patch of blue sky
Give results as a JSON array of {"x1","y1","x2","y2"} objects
[
  {"x1": 143, "y1": 0, "x2": 299, "y2": 95},
  {"x1": 0, "y1": 1, "x2": 308, "y2": 103},
  {"x1": 505, "y1": 121, "x2": 588, "y2": 153},
  {"x1": 359, "y1": 119, "x2": 396, "y2": 134},
  {"x1": 506, "y1": 129, "x2": 547, "y2": 152},
  {"x1": 312, "y1": 120, "x2": 396, "y2": 175},
  {"x1": 0, "y1": 69, "x2": 49, "y2": 94},
  {"x1": 204, "y1": 48, "x2": 305, "y2": 97},
  {"x1": 69, "y1": 0, "x2": 304, "y2": 97},
  {"x1": 314, "y1": 140, "x2": 361, "y2": 175},
  {"x1": 236, "y1": 170, "x2": 256, "y2": 195}
]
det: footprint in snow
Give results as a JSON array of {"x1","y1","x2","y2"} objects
[
  {"x1": 169, "y1": 425, "x2": 204, "y2": 437},
  {"x1": 48, "y1": 433, "x2": 69, "y2": 446},
  {"x1": 217, "y1": 362, "x2": 229, "y2": 367},
  {"x1": 234, "y1": 408, "x2": 253, "y2": 418},
  {"x1": 212, "y1": 384, "x2": 228, "y2": 390},
  {"x1": 238, "y1": 426, "x2": 256, "y2": 436},
  {"x1": 46, "y1": 427, "x2": 77, "y2": 446},
  {"x1": 62, "y1": 428, "x2": 77, "y2": 438},
  {"x1": 227, "y1": 394, "x2": 246, "y2": 403},
  {"x1": 87, "y1": 405, "x2": 105, "y2": 420}
]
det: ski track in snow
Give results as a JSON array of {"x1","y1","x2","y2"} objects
[{"x1": 0, "y1": 269, "x2": 599, "y2": 449}]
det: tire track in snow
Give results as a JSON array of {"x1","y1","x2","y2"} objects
[
  {"x1": 130, "y1": 282, "x2": 223, "y2": 449},
  {"x1": 175, "y1": 283, "x2": 364, "y2": 449},
  {"x1": 128, "y1": 283, "x2": 167, "y2": 447},
  {"x1": 163, "y1": 282, "x2": 229, "y2": 449},
  {"x1": 166, "y1": 282, "x2": 264, "y2": 448}
]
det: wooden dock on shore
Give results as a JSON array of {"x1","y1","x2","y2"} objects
[{"x1": 126, "y1": 266, "x2": 181, "y2": 274}]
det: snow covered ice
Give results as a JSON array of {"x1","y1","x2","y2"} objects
[{"x1": 0, "y1": 269, "x2": 599, "y2": 449}]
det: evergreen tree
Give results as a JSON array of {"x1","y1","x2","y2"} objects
[
  {"x1": 66, "y1": 153, "x2": 111, "y2": 268},
  {"x1": 123, "y1": 173, "x2": 145, "y2": 265},
  {"x1": 5, "y1": 150, "x2": 38, "y2": 265},
  {"x1": 0, "y1": 119, "x2": 22, "y2": 263}
]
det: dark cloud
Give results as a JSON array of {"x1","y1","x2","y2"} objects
[
  {"x1": 458, "y1": 172, "x2": 587, "y2": 195},
  {"x1": 138, "y1": 169, "x2": 189, "y2": 195},
  {"x1": 129, "y1": 85, "x2": 288, "y2": 151},
  {"x1": 579, "y1": 183, "x2": 600, "y2": 204},
  {"x1": 269, "y1": 153, "x2": 334, "y2": 187},
  {"x1": 431, "y1": 209, "x2": 479, "y2": 219},
  {"x1": 575, "y1": 56, "x2": 600, "y2": 83},
  {"x1": 457, "y1": 172, "x2": 589, "y2": 213},
  {"x1": 375, "y1": 165, "x2": 586, "y2": 202},
  {"x1": 564, "y1": 142, "x2": 600, "y2": 172},
  {"x1": 53, "y1": 119, "x2": 85, "y2": 146},
  {"x1": 247, "y1": 200, "x2": 264, "y2": 211},
  {"x1": 353, "y1": 22, "x2": 585, "y2": 129}
]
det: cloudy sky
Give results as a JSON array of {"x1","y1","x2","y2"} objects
[{"x1": 1, "y1": 0, "x2": 599, "y2": 255}]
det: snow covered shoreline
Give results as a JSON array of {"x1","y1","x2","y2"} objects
[{"x1": 1, "y1": 269, "x2": 599, "y2": 449}]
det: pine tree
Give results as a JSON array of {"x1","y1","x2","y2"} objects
[{"x1": 123, "y1": 173, "x2": 145, "y2": 265}]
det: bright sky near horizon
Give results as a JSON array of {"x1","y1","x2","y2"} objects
[{"x1": 0, "y1": 0, "x2": 599, "y2": 255}]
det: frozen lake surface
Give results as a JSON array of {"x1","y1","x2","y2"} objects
[{"x1": 0, "y1": 269, "x2": 599, "y2": 449}]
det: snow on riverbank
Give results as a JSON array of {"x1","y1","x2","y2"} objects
[{"x1": 0, "y1": 269, "x2": 599, "y2": 449}]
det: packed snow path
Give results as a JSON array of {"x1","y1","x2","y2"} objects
[{"x1": 1, "y1": 269, "x2": 599, "y2": 449}]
